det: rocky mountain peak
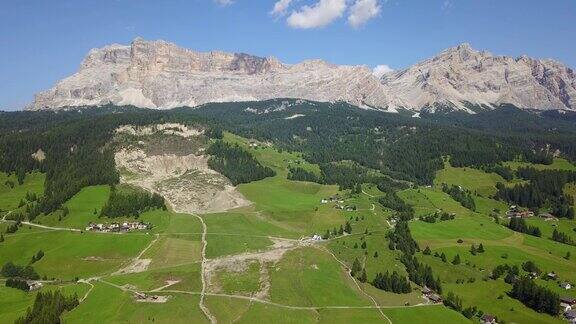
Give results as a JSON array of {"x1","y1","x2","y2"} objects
[{"x1": 30, "y1": 39, "x2": 575, "y2": 112}]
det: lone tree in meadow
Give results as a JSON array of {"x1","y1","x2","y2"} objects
[{"x1": 452, "y1": 254, "x2": 461, "y2": 265}]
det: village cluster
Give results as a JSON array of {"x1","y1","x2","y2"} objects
[
  {"x1": 506, "y1": 205, "x2": 558, "y2": 221},
  {"x1": 84, "y1": 221, "x2": 152, "y2": 233},
  {"x1": 320, "y1": 195, "x2": 357, "y2": 211}
]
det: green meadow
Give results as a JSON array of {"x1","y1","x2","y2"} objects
[{"x1": 0, "y1": 171, "x2": 45, "y2": 211}]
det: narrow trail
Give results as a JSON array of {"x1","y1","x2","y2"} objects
[
  {"x1": 362, "y1": 190, "x2": 375, "y2": 198},
  {"x1": 316, "y1": 246, "x2": 392, "y2": 324},
  {"x1": 136, "y1": 233, "x2": 159, "y2": 259},
  {"x1": 77, "y1": 280, "x2": 95, "y2": 302},
  {"x1": 193, "y1": 213, "x2": 217, "y2": 324},
  {"x1": 161, "y1": 289, "x2": 431, "y2": 311}
]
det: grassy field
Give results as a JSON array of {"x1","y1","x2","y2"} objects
[
  {"x1": 0, "y1": 283, "x2": 89, "y2": 323},
  {"x1": 213, "y1": 260, "x2": 261, "y2": 295},
  {"x1": 0, "y1": 230, "x2": 153, "y2": 279},
  {"x1": 64, "y1": 283, "x2": 208, "y2": 323},
  {"x1": 504, "y1": 158, "x2": 576, "y2": 171},
  {"x1": 268, "y1": 247, "x2": 371, "y2": 307},
  {"x1": 446, "y1": 280, "x2": 561, "y2": 324},
  {"x1": 434, "y1": 162, "x2": 505, "y2": 197},
  {"x1": 382, "y1": 305, "x2": 470, "y2": 324},
  {"x1": 0, "y1": 171, "x2": 45, "y2": 211},
  {"x1": 36, "y1": 185, "x2": 110, "y2": 229}
]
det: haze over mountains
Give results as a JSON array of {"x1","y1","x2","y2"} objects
[{"x1": 31, "y1": 38, "x2": 576, "y2": 113}]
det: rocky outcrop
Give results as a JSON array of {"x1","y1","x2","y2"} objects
[{"x1": 31, "y1": 39, "x2": 576, "y2": 112}]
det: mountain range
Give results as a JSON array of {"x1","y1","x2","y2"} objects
[{"x1": 30, "y1": 38, "x2": 576, "y2": 113}]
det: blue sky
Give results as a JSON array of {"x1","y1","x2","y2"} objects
[{"x1": 1, "y1": 0, "x2": 574, "y2": 110}]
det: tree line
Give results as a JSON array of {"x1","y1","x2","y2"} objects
[
  {"x1": 441, "y1": 184, "x2": 476, "y2": 210},
  {"x1": 508, "y1": 218, "x2": 542, "y2": 237},
  {"x1": 510, "y1": 277, "x2": 560, "y2": 315},
  {"x1": 100, "y1": 185, "x2": 166, "y2": 218},
  {"x1": 495, "y1": 167, "x2": 576, "y2": 219},
  {"x1": 206, "y1": 140, "x2": 275, "y2": 186},
  {"x1": 15, "y1": 290, "x2": 79, "y2": 324}
]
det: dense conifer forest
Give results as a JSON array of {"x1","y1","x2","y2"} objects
[
  {"x1": 495, "y1": 167, "x2": 576, "y2": 218},
  {"x1": 15, "y1": 291, "x2": 79, "y2": 324},
  {"x1": 206, "y1": 140, "x2": 275, "y2": 185},
  {"x1": 100, "y1": 185, "x2": 166, "y2": 218}
]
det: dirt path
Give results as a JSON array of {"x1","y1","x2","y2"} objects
[
  {"x1": 0, "y1": 216, "x2": 81, "y2": 232},
  {"x1": 77, "y1": 279, "x2": 95, "y2": 302},
  {"x1": 193, "y1": 214, "x2": 217, "y2": 324},
  {"x1": 162, "y1": 289, "x2": 431, "y2": 312},
  {"x1": 112, "y1": 233, "x2": 159, "y2": 275}
]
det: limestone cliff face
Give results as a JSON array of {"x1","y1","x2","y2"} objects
[
  {"x1": 381, "y1": 44, "x2": 576, "y2": 112},
  {"x1": 31, "y1": 39, "x2": 575, "y2": 112},
  {"x1": 31, "y1": 38, "x2": 389, "y2": 110}
]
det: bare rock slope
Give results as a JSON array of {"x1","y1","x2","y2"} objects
[
  {"x1": 114, "y1": 123, "x2": 250, "y2": 214},
  {"x1": 32, "y1": 38, "x2": 388, "y2": 110},
  {"x1": 382, "y1": 43, "x2": 576, "y2": 112},
  {"x1": 31, "y1": 39, "x2": 576, "y2": 112}
]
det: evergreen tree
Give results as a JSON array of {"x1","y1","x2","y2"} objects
[
  {"x1": 344, "y1": 221, "x2": 352, "y2": 234},
  {"x1": 361, "y1": 241, "x2": 367, "y2": 249},
  {"x1": 423, "y1": 246, "x2": 431, "y2": 255},
  {"x1": 440, "y1": 252, "x2": 447, "y2": 263},
  {"x1": 358, "y1": 269, "x2": 367, "y2": 283},
  {"x1": 477, "y1": 243, "x2": 485, "y2": 253},
  {"x1": 452, "y1": 254, "x2": 461, "y2": 265},
  {"x1": 351, "y1": 258, "x2": 362, "y2": 277}
]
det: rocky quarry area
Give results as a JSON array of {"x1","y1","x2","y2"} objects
[{"x1": 113, "y1": 123, "x2": 250, "y2": 214}]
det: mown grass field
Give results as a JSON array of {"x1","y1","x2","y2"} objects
[
  {"x1": 0, "y1": 283, "x2": 89, "y2": 323},
  {"x1": 504, "y1": 158, "x2": 576, "y2": 171},
  {"x1": 434, "y1": 162, "x2": 506, "y2": 197},
  {"x1": 0, "y1": 230, "x2": 153, "y2": 279}
]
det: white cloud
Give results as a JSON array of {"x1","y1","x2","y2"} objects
[
  {"x1": 271, "y1": 0, "x2": 293, "y2": 16},
  {"x1": 287, "y1": 0, "x2": 347, "y2": 29},
  {"x1": 348, "y1": 0, "x2": 381, "y2": 28},
  {"x1": 372, "y1": 64, "x2": 393, "y2": 78},
  {"x1": 214, "y1": 0, "x2": 234, "y2": 6}
]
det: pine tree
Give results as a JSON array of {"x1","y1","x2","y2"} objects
[
  {"x1": 373, "y1": 251, "x2": 378, "y2": 258},
  {"x1": 470, "y1": 244, "x2": 477, "y2": 255},
  {"x1": 358, "y1": 268, "x2": 367, "y2": 283},
  {"x1": 361, "y1": 241, "x2": 367, "y2": 249},
  {"x1": 452, "y1": 254, "x2": 461, "y2": 265},
  {"x1": 338, "y1": 225, "x2": 344, "y2": 235},
  {"x1": 440, "y1": 252, "x2": 447, "y2": 263},
  {"x1": 423, "y1": 246, "x2": 431, "y2": 255},
  {"x1": 565, "y1": 251, "x2": 571, "y2": 260},
  {"x1": 351, "y1": 258, "x2": 362, "y2": 277},
  {"x1": 344, "y1": 221, "x2": 352, "y2": 234},
  {"x1": 0, "y1": 234, "x2": 4, "y2": 242},
  {"x1": 322, "y1": 229, "x2": 330, "y2": 240},
  {"x1": 477, "y1": 243, "x2": 485, "y2": 253}
]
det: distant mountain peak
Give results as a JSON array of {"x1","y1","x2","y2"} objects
[{"x1": 30, "y1": 38, "x2": 576, "y2": 113}]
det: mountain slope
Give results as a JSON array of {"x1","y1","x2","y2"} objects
[
  {"x1": 30, "y1": 39, "x2": 576, "y2": 112},
  {"x1": 382, "y1": 43, "x2": 576, "y2": 112},
  {"x1": 31, "y1": 38, "x2": 389, "y2": 111}
]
